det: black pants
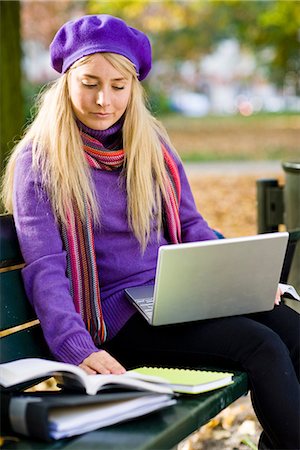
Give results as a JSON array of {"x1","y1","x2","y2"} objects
[{"x1": 104, "y1": 304, "x2": 300, "y2": 449}]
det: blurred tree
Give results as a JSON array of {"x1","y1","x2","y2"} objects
[
  {"x1": 88, "y1": 0, "x2": 216, "y2": 61},
  {"x1": 212, "y1": 0, "x2": 300, "y2": 91},
  {"x1": 21, "y1": 0, "x2": 87, "y2": 46},
  {"x1": 0, "y1": 0, "x2": 24, "y2": 177},
  {"x1": 254, "y1": 0, "x2": 300, "y2": 92},
  {"x1": 88, "y1": 0, "x2": 300, "y2": 90}
]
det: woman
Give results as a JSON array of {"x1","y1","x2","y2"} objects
[{"x1": 2, "y1": 15, "x2": 299, "y2": 449}]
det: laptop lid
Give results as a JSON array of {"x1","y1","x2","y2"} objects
[{"x1": 126, "y1": 232, "x2": 289, "y2": 326}]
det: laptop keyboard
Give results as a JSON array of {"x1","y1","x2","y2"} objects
[{"x1": 135, "y1": 296, "x2": 154, "y2": 316}]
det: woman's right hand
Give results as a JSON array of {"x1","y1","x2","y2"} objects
[{"x1": 79, "y1": 350, "x2": 126, "y2": 375}]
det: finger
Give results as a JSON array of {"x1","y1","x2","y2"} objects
[
  {"x1": 106, "y1": 359, "x2": 126, "y2": 374},
  {"x1": 79, "y1": 364, "x2": 97, "y2": 375},
  {"x1": 81, "y1": 359, "x2": 111, "y2": 375},
  {"x1": 81, "y1": 351, "x2": 126, "y2": 375},
  {"x1": 274, "y1": 294, "x2": 281, "y2": 306},
  {"x1": 87, "y1": 359, "x2": 111, "y2": 375},
  {"x1": 95, "y1": 354, "x2": 126, "y2": 374}
]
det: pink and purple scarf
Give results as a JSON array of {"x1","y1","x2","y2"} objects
[{"x1": 62, "y1": 131, "x2": 181, "y2": 345}]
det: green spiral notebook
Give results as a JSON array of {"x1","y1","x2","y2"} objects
[{"x1": 129, "y1": 367, "x2": 234, "y2": 394}]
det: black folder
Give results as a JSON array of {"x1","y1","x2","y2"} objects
[{"x1": 1, "y1": 390, "x2": 164, "y2": 441}]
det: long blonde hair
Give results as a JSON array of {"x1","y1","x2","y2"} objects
[{"x1": 1, "y1": 53, "x2": 176, "y2": 250}]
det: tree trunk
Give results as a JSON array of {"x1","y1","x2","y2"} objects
[{"x1": 0, "y1": 0, "x2": 24, "y2": 178}]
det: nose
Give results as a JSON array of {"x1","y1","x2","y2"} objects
[{"x1": 96, "y1": 89, "x2": 110, "y2": 107}]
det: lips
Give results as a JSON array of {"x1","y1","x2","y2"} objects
[{"x1": 91, "y1": 112, "x2": 112, "y2": 117}]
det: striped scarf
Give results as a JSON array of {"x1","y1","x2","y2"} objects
[{"x1": 62, "y1": 131, "x2": 181, "y2": 345}]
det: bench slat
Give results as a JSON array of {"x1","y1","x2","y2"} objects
[
  {"x1": 0, "y1": 326, "x2": 50, "y2": 363},
  {"x1": 1, "y1": 436, "x2": 66, "y2": 450},
  {"x1": 0, "y1": 214, "x2": 23, "y2": 267},
  {"x1": 0, "y1": 270, "x2": 37, "y2": 330}
]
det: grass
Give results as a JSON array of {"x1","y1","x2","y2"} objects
[
  {"x1": 160, "y1": 111, "x2": 299, "y2": 128},
  {"x1": 159, "y1": 113, "x2": 299, "y2": 162},
  {"x1": 180, "y1": 152, "x2": 249, "y2": 162},
  {"x1": 180, "y1": 149, "x2": 290, "y2": 162}
]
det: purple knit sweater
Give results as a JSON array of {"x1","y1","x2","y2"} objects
[{"x1": 13, "y1": 122, "x2": 217, "y2": 365}]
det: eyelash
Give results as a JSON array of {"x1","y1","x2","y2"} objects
[
  {"x1": 83, "y1": 84, "x2": 97, "y2": 89},
  {"x1": 82, "y1": 83, "x2": 125, "y2": 91}
]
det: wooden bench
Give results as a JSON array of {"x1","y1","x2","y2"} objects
[{"x1": 2, "y1": 213, "x2": 297, "y2": 449}]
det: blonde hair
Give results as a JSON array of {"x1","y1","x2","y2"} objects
[{"x1": 1, "y1": 53, "x2": 176, "y2": 250}]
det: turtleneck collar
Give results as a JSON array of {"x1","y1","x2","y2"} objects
[{"x1": 76, "y1": 115, "x2": 124, "y2": 150}]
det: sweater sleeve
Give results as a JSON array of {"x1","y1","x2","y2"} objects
[
  {"x1": 172, "y1": 151, "x2": 218, "y2": 242},
  {"x1": 13, "y1": 146, "x2": 99, "y2": 364}
]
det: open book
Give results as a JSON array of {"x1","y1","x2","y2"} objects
[
  {"x1": 130, "y1": 367, "x2": 233, "y2": 394},
  {"x1": 0, "y1": 358, "x2": 173, "y2": 395}
]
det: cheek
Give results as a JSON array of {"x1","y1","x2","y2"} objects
[
  {"x1": 117, "y1": 92, "x2": 131, "y2": 112},
  {"x1": 68, "y1": 79, "x2": 88, "y2": 111},
  {"x1": 71, "y1": 90, "x2": 89, "y2": 112}
]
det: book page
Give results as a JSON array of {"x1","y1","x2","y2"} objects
[
  {"x1": 0, "y1": 358, "x2": 85, "y2": 388},
  {"x1": 49, "y1": 395, "x2": 176, "y2": 439},
  {"x1": 0, "y1": 358, "x2": 174, "y2": 396},
  {"x1": 79, "y1": 373, "x2": 173, "y2": 395}
]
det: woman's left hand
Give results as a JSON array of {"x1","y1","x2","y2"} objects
[{"x1": 275, "y1": 285, "x2": 283, "y2": 305}]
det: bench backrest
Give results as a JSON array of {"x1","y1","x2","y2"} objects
[
  {"x1": 280, "y1": 228, "x2": 300, "y2": 283},
  {"x1": 0, "y1": 214, "x2": 50, "y2": 363}
]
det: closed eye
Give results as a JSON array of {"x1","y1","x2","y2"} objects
[{"x1": 82, "y1": 81, "x2": 97, "y2": 88}]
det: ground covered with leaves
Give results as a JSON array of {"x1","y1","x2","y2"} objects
[
  {"x1": 189, "y1": 171, "x2": 284, "y2": 238},
  {"x1": 179, "y1": 395, "x2": 262, "y2": 450}
]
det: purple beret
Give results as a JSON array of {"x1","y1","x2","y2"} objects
[{"x1": 49, "y1": 14, "x2": 152, "y2": 80}]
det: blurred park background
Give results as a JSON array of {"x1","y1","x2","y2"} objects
[{"x1": 1, "y1": 0, "x2": 299, "y2": 237}]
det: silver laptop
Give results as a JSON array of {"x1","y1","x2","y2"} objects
[{"x1": 125, "y1": 232, "x2": 289, "y2": 326}]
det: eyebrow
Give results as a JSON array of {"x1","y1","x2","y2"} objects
[{"x1": 81, "y1": 74, "x2": 127, "y2": 82}]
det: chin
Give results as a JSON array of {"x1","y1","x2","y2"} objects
[
  {"x1": 92, "y1": 118, "x2": 117, "y2": 131},
  {"x1": 82, "y1": 121, "x2": 113, "y2": 131}
]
